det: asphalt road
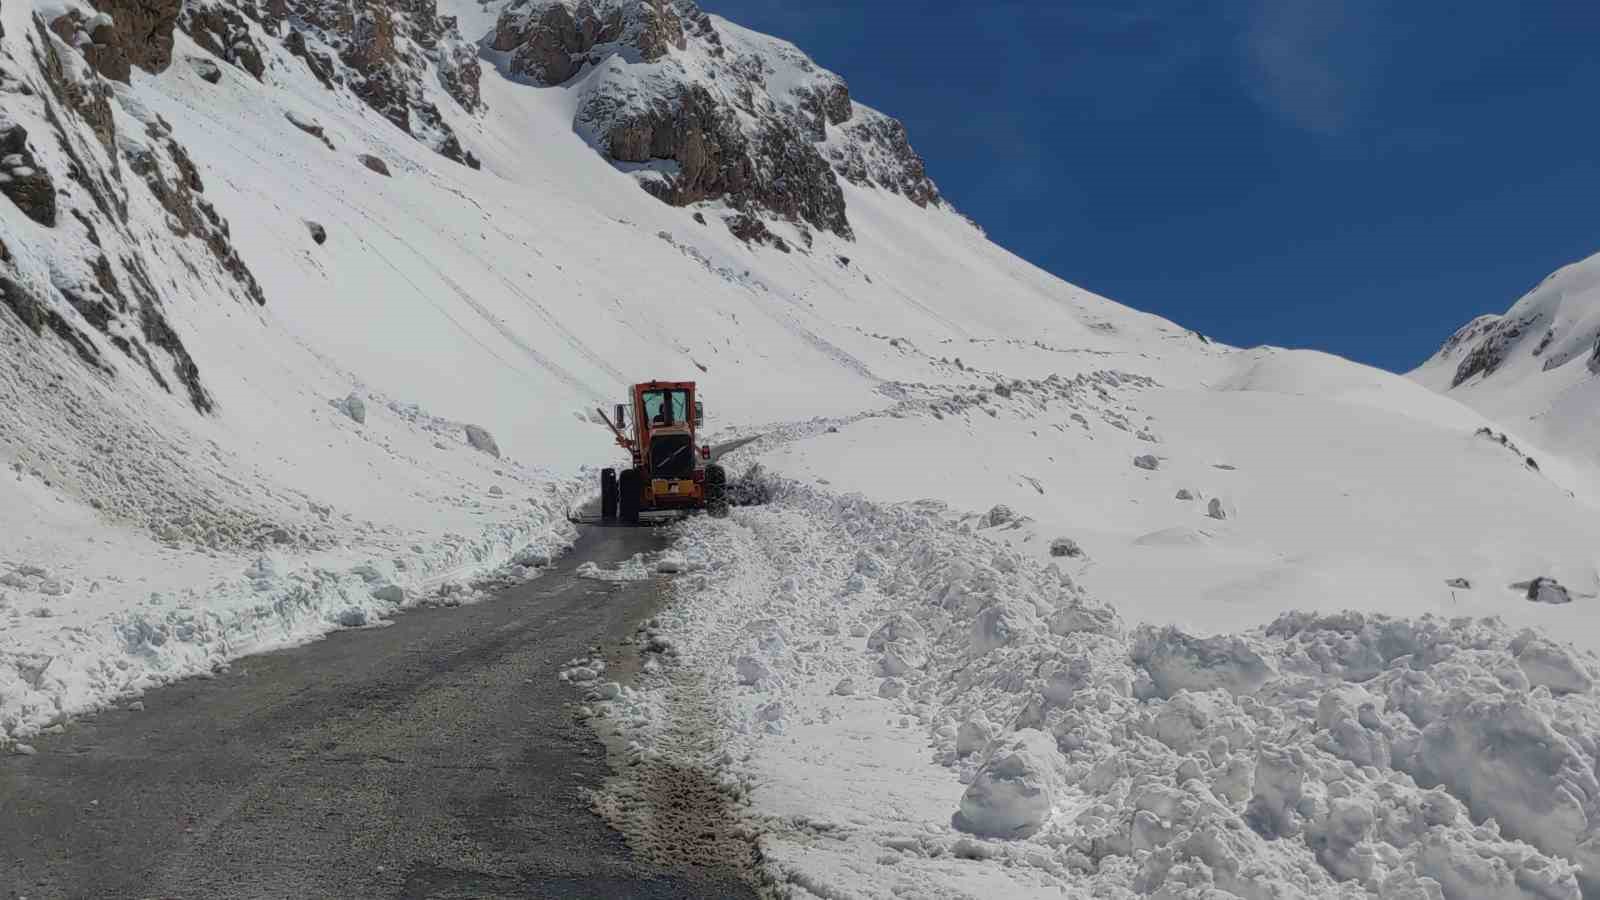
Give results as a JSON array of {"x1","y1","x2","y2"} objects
[{"x1": 0, "y1": 522, "x2": 759, "y2": 900}]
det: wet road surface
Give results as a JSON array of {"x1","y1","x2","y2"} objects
[{"x1": 0, "y1": 522, "x2": 758, "y2": 900}]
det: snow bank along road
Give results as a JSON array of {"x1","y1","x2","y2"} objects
[
  {"x1": 581, "y1": 466, "x2": 1600, "y2": 900},
  {"x1": 0, "y1": 522, "x2": 758, "y2": 900}
]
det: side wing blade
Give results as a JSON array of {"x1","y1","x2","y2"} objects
[{"x1": 708, "y1": 434, "x2": 763, "y2": 464}]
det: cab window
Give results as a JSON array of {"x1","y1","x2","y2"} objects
[{"x1": 642, "y1": 389, "x2": 690, "y2": 425}]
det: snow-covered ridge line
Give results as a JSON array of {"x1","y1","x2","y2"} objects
[
  {"x1": 584, "y1": 475, "x2": 1600, "y2": 899},
  {"x1": 1413, "y1": 250, "x2": 1600, "y2": 474}
]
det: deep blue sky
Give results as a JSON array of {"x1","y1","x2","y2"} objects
[{"x1": 703, "y1": 1, "x2": 1600, "y2": 372}]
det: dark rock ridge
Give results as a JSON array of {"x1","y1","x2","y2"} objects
[{"x1": 492, "y1": 0, "x2": 949, "y2": 241}]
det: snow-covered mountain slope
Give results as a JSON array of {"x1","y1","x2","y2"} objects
[
  {"x1": 1413, "y1": 251, "x2": 1600, "y2": 474},
  {"x1": 7, "y1": 0, "x2": 1600, "y2": 895},
  {"x1": 0, "y1": 0, "x2": 1188, "y2": 736}
]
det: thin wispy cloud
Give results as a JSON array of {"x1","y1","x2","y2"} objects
[{"x1": 1243, "y1": 0, "x2": 1383, "y2": 135}]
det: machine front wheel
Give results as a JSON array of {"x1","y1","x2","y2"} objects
[
  {"x1": 619, "y1": 468, "x2": 642, "y2": 524},
  {"x1": 600, "y1": 468, "x2": 618, "y2": 520},
  {"x1": 705, "y1": 465, "x2": 729, "y2": 518}
]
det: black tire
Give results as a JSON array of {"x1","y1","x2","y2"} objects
[
  {"x1": 705, "y1": 465, "x2": 728, "y2": 518},
  {"x1": 618, "y1": 468, "x2": 641, "y2": 524},
  {"x1": 600, "y1": 468, "x2": 618, "y2": 520}
]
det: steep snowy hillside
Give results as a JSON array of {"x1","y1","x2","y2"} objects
[
  {"x1": 7, "y1": 0, "x2": 1600, "y2": 896},
  {"x1": 1413, "y1": 251, "x2": 1600, "y2": 474},
  {"x1": 0, "y1": 0, "x2": 1186, "y2": 737}
]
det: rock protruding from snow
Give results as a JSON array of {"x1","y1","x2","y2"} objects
[
  {"x1": 953, "y1": 729, "x2": 1063, "y2": 839},
  {"x1": 0, "y1": 120, "x2": 56, "y2": 227},
  {"x1": 1526, "y1": 577, "x2": 1572, "y2": 605},
  {"x1": 1133, "y1": 454, "x2": 1160, "y2": 471},
  {"x1": 1207, "y1": 497, "x2": 1228, "y2": 520},
  {"x1": 358, "y1": 154, "x2": 391, "y2": 177},
  {"x1": 464, "y1": 425, "x2": 501, "y2": 458},
  {"x1": 332, "y1": 392, "x2": 365, "y2": 424},
  {"x1": 286, "y1": 110, "x2": 335, "y2": 150},
  {"x1": 188, "y1": 55, "x2": 223, "y2": 83},
  {"x1": 307, "y1": 221, "x2": 327, "y2": 245},
  {"x1": 1048, "y1": 537, "x2": 1082, "y2": 558},
  {"x1": 488, "y1": 0, "x2": 946, "y2": 238}
]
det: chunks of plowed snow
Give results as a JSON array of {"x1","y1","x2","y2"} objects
[
  {"x1": 954, "y1": 729, "x2": 1063, "y2": 838},
  {"x1": 598, "y1": 482, "x2": 1600, "y2": 899}
]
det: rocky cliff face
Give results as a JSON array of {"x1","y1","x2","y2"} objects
[
  {"x1": 1, "y1": 0, "x2": 493, "y2": 407},
  {"x1": 0, "y1": 7, "x2": 263, "y2": 412},
  {"x1": 492, "y1": 0, "x2": 948, "y2": 244},
  {"x1": 281, "y1": 0, "x2": 483, "y2": 165}
]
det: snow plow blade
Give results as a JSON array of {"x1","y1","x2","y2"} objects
[{"x1": 566, "y1": 507, "x2": 691, "y2": 527}]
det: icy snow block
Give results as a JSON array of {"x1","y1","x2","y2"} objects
[
  {"x1": 370, "y1": 584, "x2": 404, "y2": 604},
  {"x1": 1133, "y1": 454, "x2": 1160, "y2": 471},
  {"x1": 954, "y1": 729, "x2": 1062, "y2": 839},
  {"x1": 981, "y1": 504, "x2": 1015, "y2": 528},
  {"x1": 867, "y1": 615, "x2": 926, "y2": 652},
  {"x1": 513, "y1": 547, "x2": 552, "y2": 568},
  {"x1": 464, "y1": 424, "x2": 501, "y2": 458},
  {"x1": 735, "y1": 656, "x2": 772, "y2": 687},
  {"x1": 956, "y1": 716, "x2": 996, "y2": 756},
  {"x1": 1048, "y1": 600, "x2": 1122, "y2": 638},
  {"x1": 880, "y1": 641, "x2": 926, "y2": 677},
  {"x1": 1511, "y1": 633, "x2": 1594, "y2": 695},
  {"x1": 971, "y1": 604, "x2": 1024, "y2": 656},
  {"x1": 1131, "y1": 626, "x2": 1275, "y2": 698},
  {"x1": 336, "y1": 607, "x2": 368, "y2": 628},
  {"x1": 1245, "y1": 743, "x2": 1306, "y2": 839},
  {"x1": 1413, "y1": 695, "x2": 1600, "y2": 889}
]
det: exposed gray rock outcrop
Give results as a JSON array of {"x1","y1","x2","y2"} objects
[
  {"x1": 464, "y1": 424, "x2": 500, "y2": 458},
  {"x1": 491, "y1": 0, "x2": 949, "y2": 240}
]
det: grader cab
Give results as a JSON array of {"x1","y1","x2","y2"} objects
[{"x1": 595, "y1": 381, "x2": 727, "y2": 524}]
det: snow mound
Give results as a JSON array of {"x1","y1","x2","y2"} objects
[{"x1": 591, "y1": 479, "x2": 1600, "y2": 899}]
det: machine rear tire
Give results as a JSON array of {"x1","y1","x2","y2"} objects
[
  {"x1": 705, "y1": 465, "x2": 728, "y2": 518},
  {"x1": 600, "y1": 468, "x2": 618, "y2": 520},
  {"x1": 619, "y1": 468, "x2": 641, "y2": 524}
]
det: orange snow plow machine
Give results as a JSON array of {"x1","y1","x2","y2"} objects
[{"x1": 593, "y1": 381, "x2": 728, "y2": 525}]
